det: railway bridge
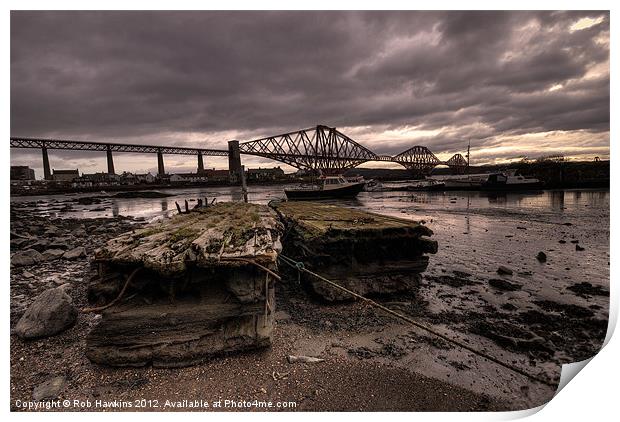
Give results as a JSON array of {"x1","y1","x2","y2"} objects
[{"x1": 10, "y1": 125, "x2": 468, "y2": 181}]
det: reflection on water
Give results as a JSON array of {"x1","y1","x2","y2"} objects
[{"x1": 10, "y1": 186, "x2": 609, "y2": 223}]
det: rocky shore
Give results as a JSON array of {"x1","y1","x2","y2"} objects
[{"x1": 9, "y1": 192, "x2": 610, "y2": 411}]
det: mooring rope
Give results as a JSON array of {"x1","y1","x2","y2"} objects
[
  {"x1": 220, "y1": 257, "x2": 282, "y2": 281},
  {"x1": 81, "y1": 267, "x2": 142, "y2": 313},
  {"x1": 278, "y1": 253, "x2": 557, "y2": 388}
]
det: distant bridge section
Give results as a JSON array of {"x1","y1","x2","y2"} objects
[{"x1": 10, "y1": 137, "x2": 228, "y2": 180}]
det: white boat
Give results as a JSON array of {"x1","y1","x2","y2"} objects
[{"x1": 285, "y1": 175, "x2": 366, "y2": 200}]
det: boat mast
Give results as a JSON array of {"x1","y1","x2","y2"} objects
[{"x1": 466, "y1": 140, "x2": 471, "y2": 173}]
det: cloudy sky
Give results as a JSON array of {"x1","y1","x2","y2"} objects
[{"x1": 11, "y1": 11, "x2": 609, "y2": 177}]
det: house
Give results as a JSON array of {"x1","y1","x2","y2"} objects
[
  {"x1": 52, "y1": 169, "x2": 80, "y2": 182},
  {"x1": 204, "y1": 168, "x2": 230, "y2": 182},
  {"x1": 77, "y1": 172, "x2": 121, "y2": 187},
  {"x1": 135, "y1": 172, "x2": 155, "y2": 184},
  {"x1": 170, "y1": 173, "x2": 209, "y2": 184},
  {"x1": 10, "y1": 166, "x2": 35, "y2": 181},
  {"x1": 246, "y1": 166, "x2": 285, "y2": 182}
]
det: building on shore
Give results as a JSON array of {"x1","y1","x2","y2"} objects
[
  {"x1": 170, "y1": 173, "x2": 209, "y2": 184},
  {"x1": 52, "y1": 169, "x2": 80, "y2": 182},
  {"x1": 204, "y1": 168, "x2": 230, "y2": 183},
  {"x1": 135, "y1": 172, "x2": 156, "y2": 184},
  {"x1": 72, "y1": 172, "x2": 121, "y2": 188},
  {"x1": 10, "y1": 166, "x2": 35, "y2": 181},
  {"x1": 246, "y1": 166, "x2": 285, "y2": 182}
]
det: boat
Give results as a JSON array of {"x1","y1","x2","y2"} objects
[
  {"x1": 285, "y1": 175, "x2": 366, "y2": 200},
  {"x1": 406, "y1": 179, "x2": 446, "y2": 191},
  {"x1": 364, "y1": 179, "x2": 388, "y2": 192},
  {"x1": 481, "y1": 170, "x2": 543, "y2": 190},
  {"x1": 428, "y1": 170, "x2": 542, "y2": 191}
]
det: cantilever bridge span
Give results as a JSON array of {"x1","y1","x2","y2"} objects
[{"x1": 10, "y1": 125, "x2": 468, "y2": 180}]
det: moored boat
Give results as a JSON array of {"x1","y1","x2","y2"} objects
[{"x1": 285, "y1": 175, "x2": 366, "y2": 200}]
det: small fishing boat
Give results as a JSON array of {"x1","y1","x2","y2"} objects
[
  {"x1": 481, "y1": 170, "x2": 543, "y2": 190},
  {"x1": 406, "y1": 179, "x2": 446, "y2": 191},
  {"x1": 285, "y1": 175, "x2": 366, "y2": 200}
]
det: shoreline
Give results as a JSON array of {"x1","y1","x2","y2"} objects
[{"x1": 9, "y1": 192, "x2": 609, "y2": 411}]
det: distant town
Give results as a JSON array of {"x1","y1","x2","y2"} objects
[{"x1": 10, "y1": 165, "x2": 296, "y2": 195}]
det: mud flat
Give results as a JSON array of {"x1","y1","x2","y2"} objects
[
  {"x1": 272, "y1": 201, "x2": 437, "y2": 301},
  {"x1": 85, "y1": 202, "x2": 283, "y2": 367}
]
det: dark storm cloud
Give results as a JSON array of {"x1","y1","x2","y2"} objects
[{"x1": 11, "y1": 10, "x2": 609, "y2": 164}]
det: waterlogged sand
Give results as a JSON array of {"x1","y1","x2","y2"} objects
[{"x1": 10, "y1": 187, "x2": 609, "y2": 411}]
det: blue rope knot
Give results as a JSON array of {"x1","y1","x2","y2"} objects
[{"x1": 295, "y1": 262, "x2": 305, "y2": 271}]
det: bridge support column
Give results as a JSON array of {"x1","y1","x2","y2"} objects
[
  {"x1": 197, "y1": 152, "x2": 204, "y2": 174},
  {"x1": 157, "y1": 149, "x2": 165, "y2": 177},
  {"x1": 106, "y1": 146, "x2": 115, "y2": 174},
  {"x1": 42, "y1": 145, "x2": 52, "y2": 181},
  {"x1": 227, "y1": 140, "x2": 242, "y2": 184}
]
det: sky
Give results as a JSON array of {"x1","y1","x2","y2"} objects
[{"x1": 10, "y1": 11, "x2": 610, "y2": 177}]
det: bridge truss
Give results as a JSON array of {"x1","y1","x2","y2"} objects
[
  {"x1": 239, "y1": 125, "x2": 377, "y2": 174},
  {"x1": 9, "y1": 137, "x2": 228, "y2": 156}
]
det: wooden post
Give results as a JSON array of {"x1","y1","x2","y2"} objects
[{"x1": 241, "y1": 165, "x2": 248, "y2": 203}]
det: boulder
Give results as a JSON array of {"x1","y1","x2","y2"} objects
[
  {"x1": 11, "y1": 249, "x2": 44, "y2": 267},
  {"x1": 63, "y1": 247, "x2": 86, "y2": 260},
  {"x1": 14, "y1": 287, "x2": 77, "y2": 339},
  {"x1": 42, "y1": 249, "x2": 66, "y2": 261},
  {"x1": 32, "y1": 376, "x2": 66, "y2": 401},
  {"x1": 536, "y1": 251, "x2": 547, "y2": 263},
  {"x1": 496, "y1": 265, "x2": 513, "y2": 276}
]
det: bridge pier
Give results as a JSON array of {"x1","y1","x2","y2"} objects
[
  {"x1": 197, "y1": 152, "x2": 205, "y2": 174},
  {"x1": 157, "y1": 149, "x2": 165, "y2": 177},
  {"x1": 106, "y1": 146, "x2": 115, "y2": 174},
  {"x1": 41, "y1": 145, "x2": 52, "y2": 181},
  {"x1": 228, "y1": 140, "x2": 242, "y2": 184}
]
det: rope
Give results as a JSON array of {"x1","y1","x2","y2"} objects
[
  {"x1": 278, "y1": 254, "x2": 556, "y2": 387},
  {"x1": 82, "y1": 267, "x2": 142, "y2": 313},
  {"x1": 220, "y1": 257, "x2": 282, "y2": 281}
]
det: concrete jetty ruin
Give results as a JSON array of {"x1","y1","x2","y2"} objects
[
  {"x1": 272, "y1": 202, "x2": 438, "y2": 301},
  {"x1": 85, "y1": 202, "x2": 282, "y2": 367},
  {"x1": 85, "y1": 200, "x2": 436, "y2": 366}
]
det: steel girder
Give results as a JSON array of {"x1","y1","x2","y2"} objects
[
  {"x1": 445, "y1": 153, "x2": 468, "y2": 174},
  {"x1": 10, "y1": 137, "x2": 229, "y2": 156},
  {"x1": 393, "y1": 145, "x2": 441, "y2": 174},
  {"x1": 238, "y1": 125, "x2": 377, "y2": 174}
]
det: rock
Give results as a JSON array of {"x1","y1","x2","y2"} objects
[
  {"x1": 489, "y1": 279, "x2": 522, "y2": 291},
  {"x1": 32, "y1": 376, "x2": 66, "y2": 401},
  {"x1": 63, "y1": 247, "x2": 86, "y2": 260},
  {"x1": 29, "y1": 240, "x2": 51, "y2": 252},
  {"x1": 11, "y1": 249, "x2": 44, "y2": 267},
  {"x1": 558, "y1": 240, "x2": 566, "y2": 244},
  {"x1": 501, "y1": 303, "x2": 518, "y2": 311},
  {"x1": 567, "y1": 282, "x2": 609, "y2": 298},
  {"x1": 275, "y1": 310, "x2": 291, "y2": 322},
  {"x1": 496, "y1": 265, "x2": 513, "y2": 275},
  {"x1": 10, "y1": 237, "x2": 31, "y2": 249},
  {"x1": 536, "y1": 251, "x2": 547, "y2": 263},
  {"x1": 42, "y1": 249, "x2": 66, "y2": 261},
  {"x1": 287, "y1": 355, "x2": 325, "y2": 364},
  {"x1": 576, "y1": 244, "x2": 585, "y2": 251},
  {"x1": 14, "y1": 288, "x2": 77, "y2": 339}
]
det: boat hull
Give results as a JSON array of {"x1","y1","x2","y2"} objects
[{"x1": 285, "y1": 182, "x2": 365, "y2": 200}]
